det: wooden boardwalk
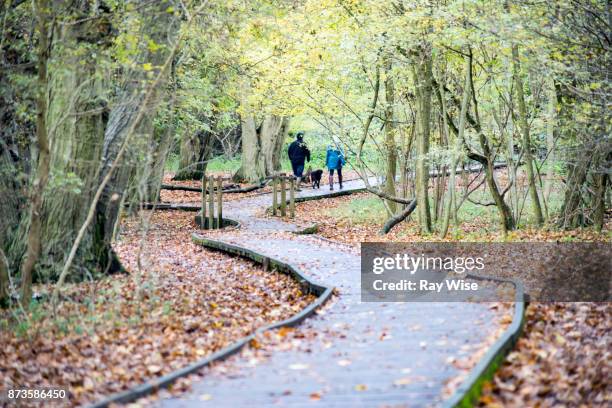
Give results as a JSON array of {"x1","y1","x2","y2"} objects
[{"x1": 159, "y1": 180, "x2": 502, "y2": 407}]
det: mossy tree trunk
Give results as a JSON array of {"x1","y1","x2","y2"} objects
[
  {"x1": 234, "y1": 114, "x2": 289, "y2": 183},
  {"x1": 20, "y1": 0, "x2": 52, "y2": 302},
  {"x1": 173, "y1": 127, "x2": 215, "y2": 181},
  {"x1": 9, "y1": 1, "x2": 179, "y2": 288}
]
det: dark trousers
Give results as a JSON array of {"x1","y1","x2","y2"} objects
[
  {"x1": 329, "y1": 167, "x2": 343, "y2": 185},
  {"x1": 291, "y1": 161, "x2": 305, "y2": 178}
]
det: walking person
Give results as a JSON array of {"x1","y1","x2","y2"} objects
[
  {"x1": 326, "y1": 143, "x2": 345, "y2": 190},
  {"x1": 287, "y1": 132, "x2": 310, "y2": 190}
]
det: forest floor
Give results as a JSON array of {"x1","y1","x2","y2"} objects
[
  {"x1": 0, "y1": 211, "x2": 314, "y2": 407},
  {"x1": 291, "y1": 190, "x2": 611, "y2": 407}
]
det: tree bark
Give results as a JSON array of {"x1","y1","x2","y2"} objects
[
  {"x1": 512, "y1": 45, "x2": 544, "y2": 225},
  {"x1": 413, "y1": 46, "x2": 433, "y2": 233},
  {"x1": 21, "y1": 0, "x2": 51, "y2": 303},
  {"x1": 173, "y1": 127, "x2": 214, "y2": 181},
  {"x1": 383, "y1": 55, "x2": 397, "y2": 214},
  {"x1": 558, "y1": 153, "x2": 591, "y2": 229},
  {"x1": 440, "y1": 55, "x2": 471, "y2": 238},
  {"x1": 543, "y1": 78, "x2": 557, "y2": 216},
  {"x1": 234, "y1": 110, "x2": 289, "y2": 183},
  {"x1": 593, "y1": 169, "x2": 608, "y2": 231},
  {"x1": 380, "y1": 199, "x2": 417, "y2": 234},
  {"x1": 0, "y1": 249, "x2": 10, "y2": 306}
]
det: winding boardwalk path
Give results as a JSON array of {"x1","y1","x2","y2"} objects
[{"x1": 159, "y1": 180, "x2": 502, "y2": 408}]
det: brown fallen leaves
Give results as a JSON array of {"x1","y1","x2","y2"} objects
[
  {"x1": 294, "y1": 191, "x2": 610, "y2": 406},
  {"x1": 479, "y1": 303, "x2": 611, "y2": 407},
  {"x1": 0, "y1": 210, "x2": 314, "y2": 407}
]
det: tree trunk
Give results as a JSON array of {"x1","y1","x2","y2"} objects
[
  {"x1": 413, "y1": 47, "x2": 433, "y2": 233},
  {"x1": 173, "y1": 126, "x2": 214, "y2": 181},
  {"x1": 558, "y1": 153, "x2": 591, "y2": 229},
  {"x1": 0, "y1": 249, "x2": 9, "y2": 306},
  {"x1": 543, "y1": 79, "x2": 557, "y2": 215},
  {"x1": 234, "y1": 112, "x2": 289, "y2": 183},
  {"x1": 440, "y1": 55, "x2": 471, "y2": 238},
  {"x1": 383, "y1": 55, "x2": 397, "y2": 214},
  {"x1": 512, "y1": 45, "x2": 544, "y2": 225},
  {"x1": 37, "y1": 27, "x2": 109, "y2": 282},
  {"x1": 593, "y1": 170, "x2": 608, "y2": 231},
  {"x1": 21, "y1": 0, "x2": 51, "y2": 303}
]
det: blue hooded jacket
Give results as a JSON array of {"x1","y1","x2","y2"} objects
[{"x1": 325, "y1": 146, "x2": 346, "y2": 170}]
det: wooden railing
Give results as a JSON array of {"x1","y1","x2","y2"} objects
[
  {"x1": 270, "y1": 174, "x2": 296, "y2": 218},
  {"x1": 200, "y1": 175, "x2": 224, "y2": 229}
]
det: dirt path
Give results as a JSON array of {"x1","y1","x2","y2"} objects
[{"x1": 157, "y1": 180, "x2": 508, "y2": 407}]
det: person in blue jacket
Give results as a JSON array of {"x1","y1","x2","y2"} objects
[
  {"x1": 287, "y1": 132, "x2": 310, "y2": 189},
  {"x1": 325, "y1": 144, "x2": 346, "y2": 190}
]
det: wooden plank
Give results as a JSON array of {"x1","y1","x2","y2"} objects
[
  {"x1": 289, "y1": 177, "x2": 295, "y2": 218},
  {"x1": 272, "y1": 177, "x2": 278, "y2": 216},
  {"x1": 217, "y1": 176, "x2": 223, "y2": 228},
  {"x1": 208, "y1": 176, "x2": 214, "y2": 229},
  {"x1": 201, "y1": 175, "x2": 207, "y2": 228},
  {"x1": 280, "y1": 176, "x2": 287, "y2": 217}
]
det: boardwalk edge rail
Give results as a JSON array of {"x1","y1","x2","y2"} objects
[
  {"x1": 89, "y1": 232, "x2": 333, "y2": 408},
  {"x1": 443, "y1": 274, "x2": 527, "y2": 408}
]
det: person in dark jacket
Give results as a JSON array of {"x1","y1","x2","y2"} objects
[
  {"x1": 287, "y1": 132, "x2": 310, "y2": 189},
  {"x1": 325, "y1": 143, "x2": 345, "y2": 190}
]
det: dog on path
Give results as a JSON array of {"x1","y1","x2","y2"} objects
[
  {"x1": 303, "y1": 166, "x2": 323, "y2": 189},
  {"x1": 310, "y1": 169, "x2": 323, "y2": 189}
]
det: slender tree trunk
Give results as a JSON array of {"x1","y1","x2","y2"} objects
[
  {"x1": 512, "y1": 45, "x2": 544, "y2": 225},
  {"x1": 593, "y1": 170, "x2": 608, "y2": 231},
  {"x1": 506, "y1": 115, "x2": 519, "y2": 219},
  {"x1": 21, "y1": 0, "x2": 51, "y2": 303},
  {"x1": 0, "y1": 248, "x2": 9, "y2": 306},
  {"x1": 543, "y1": 79, "x2": 557, "y2": 214},
  {"x1": 414, "y1": 47, "x2": 433, "y2": 233},
  {"x1": 441, "y1": 56, "x2": 471, "y2": 238},
  {"x1": 384, "y1": 55, "x2": 397, "y2": 214},
  {"x1": 398, "y1": 121, "x2": 415, "y2": 210}
]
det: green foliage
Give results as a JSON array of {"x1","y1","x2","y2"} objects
[{"x1": 47, "y1": 170, "x2": 84, "y2": 195}]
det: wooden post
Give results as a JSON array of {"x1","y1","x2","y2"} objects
[
  {"x1": 208, "y1": 175, "x2": 214, "y2": 229},
  {"x1": 201, "y1": 175, "x2": 207, "y2": 229},
  {"x1": 289, "y1": 177, "x2": 295, "y2": 218},
  {"x1": 217, "y1": 176, "x2": 222, "y2": 228},
  {"x1": 280, "y1": 176, "x2": 287, "y2": 217},
  {"x1": 272, "y1": 176, "x2": 278, "y2": 216}
]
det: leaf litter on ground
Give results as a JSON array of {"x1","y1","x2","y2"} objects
[{"x1": 0, "y1": 209, "x2": 315, "y2": 407}]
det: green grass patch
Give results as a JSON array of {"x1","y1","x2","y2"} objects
[{"x1": 324, "y1": 196, "x2": 388, "y2": 225}]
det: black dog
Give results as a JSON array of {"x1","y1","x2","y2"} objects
[{"x1": 310, "y1": 169, "x2": 323, "y2": 189}]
